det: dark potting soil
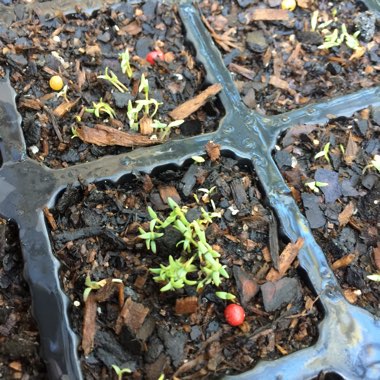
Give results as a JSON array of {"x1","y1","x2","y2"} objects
[
  {"x1": 275, "y1": 111, "x2": 380, "y2": 316},
  {"x1": 0, "y1": 0, "x2": 378, "y2": 379},
  {"x1": 50, "y1": 155, "x2": 321, "y2": 379},
  {"x1": 0, "y1": 219, "x2": 47, "y2": 379}
]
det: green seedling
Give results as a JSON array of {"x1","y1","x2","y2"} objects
[
  {"x1": 318, "y1": 23, "x2": 361, "y2": 51},
  {"x1": 341, "y1": 23, "x2": 360, "y2": 50},
  {"x1": 150, "y1": 255, "x2": 198, "y2": 291},
  {"x1": 138, "y1": 227, "x2": 163, "y2": 254},
  {"x1": 83, "y1": 276, "x2": 122, "y2": 302},
  {"x1": 192, "y1": 155, "x2": 205, "y2": 163},
  {"x1": 152, "y1": 119, "x2": 184, "y2": 140},
  {"x1": 143, "y1": 197, "x2": 228, "y2": 292},
  {"x1": 119, "y1": 48, "x2": 133, "y2": 78},
  {"x1": 363, "y1": 155, "x2": 380, "y2": 174},
  {"x1": 98, "y1": 67, "x2": 128, "y2": 93},
  {"x1": 111, "y1": 364, "x2": 132, "y2": 380},
  {"x1": 311, "y1": 10, "x2": 319, "y2": 32},
  {"x1": 305, "y1": 181, "x2": 328, "y2": 193},
  {"x1": 367, "y1": 274, "x2": 380, "y2": 282},
  {"x1": 314, "y1": 142, "x2": 331, "y2": 164},
  {"x1": 86, "y1": 98, "x2": 116, "y2": 119},
  {"x1": 56, "y1": 84, "x2": 69, "y2": 102},
  {"x1": 215, "y1": 291, "x2": 237, "y2": 301},
  {"x1": 71, "y1": 126, "x2": 80, "y2": 139}
]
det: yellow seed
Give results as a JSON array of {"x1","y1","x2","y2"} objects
[
  {"x1": 49, "y1": 75, "x2": 64, "y2": 91},
  {"x1": 281, "y1": 0, "x2": 296, "y2": 11}
]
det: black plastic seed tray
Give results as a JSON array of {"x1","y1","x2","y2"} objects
[{"x1": 1, "y1": 2, "x2": 380, "y2": 380}]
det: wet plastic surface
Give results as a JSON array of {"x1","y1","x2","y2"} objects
[{"x1": 0, "y1": 2, "x2": 380, "y2": 380}]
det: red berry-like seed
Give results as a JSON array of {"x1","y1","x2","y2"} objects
[
  {"x1": 224, "y1": 304, "x2": 245, "y2": 326},
  {"x1": 146, "y1": 50, "x2": 164, "y2": 65}
]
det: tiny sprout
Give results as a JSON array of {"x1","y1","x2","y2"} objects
[
  {"x1": 71, "y1": 126, "x2": 80, "y2": 139},
  {"x1": 310, "y1": 10, "x2": 319, "y2": 32},
  {"x1": 367, "y1": 274, "x2": 380, "y2": 282},
  {"x1": 363, "y1": 155, "x2": 380, "y2": 174},
  {"x1": 215, "y1": 291, "x2": 236, "y2": 301},
  {"x1": 83, "y1": 276, "x2": 122, "y2": 302},
  {"x1": 98, "y1": 67, "x2": 128, "y2": 93},
  {"x1": 192, "y1": 156, "x2": 205, "y2": 163},
  {"x1": 86, "y1": 98, "x2": 116, "y2": 119},
  {"x1": 56, "y1": 84, "x2": 69, "y2": 102},
  {"x1": 111, "y1": 364, "x2": 132, "y2": 380},
  {"x1": 119, "y1": 48, "x2": 133, "y2": 78},
  {"x1": 314, "y1": 142, "x2": 331, "y2": 164},
  {"x1": 138, "y1": 226, "x2": 164, "y2": 254},
  {"x1": 305, "y1": 181, "x2": 328, "y2": 193},
  {"x1": 152, "y1": 119, "x2": 184, "y2": 140}
]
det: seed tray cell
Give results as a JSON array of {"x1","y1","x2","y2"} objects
[{"x1": 0, "y1": 2, "x2": 380, "y2": 380}]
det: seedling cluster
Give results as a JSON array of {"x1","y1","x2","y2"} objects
[
  {"x1": 139, "y1": 197, "x2": 229, "y2": 292},
  {"x1": 73, "y1": 48, "x2": 183, "y2": 140}
]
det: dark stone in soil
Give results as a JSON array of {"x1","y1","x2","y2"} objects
[
  {"x1": 135, "y1": 37, "x2": 154, "y2": 58},
  {"x1": 23, "y1": 118, "x2": 41, "y2": 145},
  {"x1": 61, "y1": 148, "x2": 81, "y2": 164},
  {"x1": 341, "y1": 179, "x2": 360, "y2": 197},
  {"x1": 296, "y1": 31, "x2": 323, "y2": 46},
  {"x1": 355, "y1": 118, "x2": 368, "y2": 135},
  {"x1": 372, "y1": 106, "x2": 380, "y2": 125},
  {"x1": 157, "y1": 326, "x2": 186, "y2": 367},
  {"x1": 301, "y1": 193, "x2": 325, "y2": 229},
  {"x1": 145, "y1": 335, "x2": 164, "y2": 364},
  {"x1": 97, "y1": 31, "x2": 111, "y2": 43},
  {"x1": 113, "y1": 92, "x2": 134, "y2": 109},
  {"x1": 361, "y1": 174, "x2": 377, "y2": 190},
  {"x1": 7, "y1": 53, "x2": 27, "y2": 67},
  {"x1": 335, "y1": 227, "x2": 357, "y2": 255},
  {"x1": 355, "y1": 12, "x2": 376, "y2": 41},
  {"x1": 95, "y1": 330, "x2": 135, "y2": 369},
  {"x1": 246, "y1": 31, "x2": 268, "y2": 53},
  {"x1": 56, "y1": 185, "x2": 83, "y2": 214},
  {"x1": 155, "y1": 225, "x2": 183, "y2": 258},
  {"x1": 315, "y1": 168, "x2": 342, "y2": 203},
  {"x1": 81, "y1": 208, "x2": 103, "y2": 227},
  {"x1": 274, "y1": 150, "x2": 293, "y2": 170},
  {"x1": 326, "y1": 62, "x2": 342, "y2": 75},
  {"x1": 345, "y1": 265, "x2": 366, "y2": 289},
  {"x1": 237, "y1": 0, "x2": 258, "y2": 8},
  {"x1": 179, "y1": 120, "x2": 202, "y2": 136},
  {"x1": 261, "y1": 277, "x2": 302, "y2": 312}
]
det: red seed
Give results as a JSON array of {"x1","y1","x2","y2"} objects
[
  {"x1": 146, "y1": 50, "x2": 165, "y2": 65},
  {"x1": 224, "y1": 304, "x2": 245, "y2": 326}
]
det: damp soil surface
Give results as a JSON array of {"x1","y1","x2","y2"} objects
[{"x1": 0, "y1": 0, "x2": 379, "y2": 379}]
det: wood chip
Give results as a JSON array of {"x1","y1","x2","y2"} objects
[
  {"x1": 19, "y1": 97, "x2": 42, "y2": 110},
  {"x1": 43, "y1": 207, "x2": 57, "y2": 230},
  {"x1": 338, "y1": 201, "x2": 355, "y2": 227},
  {"x1": 269, "y1": 75, "x2": 295, "y2": 95},
  {"x1": 332, "y1": 253, "x2": 356, "y2": 270},
  {"x1": 142, "y1": 174, "x2": 154, "y2": 193},
  {"x1": 9, "y1": 361, "x2": 22, "y2": 372},
  {"x1": 74, "y1": 124, "x2": 160, "y2": 147},
  {"x1": 139, "y1": 115, "x2": 154, "y2": 135},
  {"x1": 344, "y1": 133, "x2": 358, "y2": 165},
  {"x1": 266, "y1": 238, "x2": 304, "y2": 281},
  {"x1": 158, "y1": 185, "x2": 181, "y2": 204},
  {"x1": 205, "y1": 141, "x2": 221, "y2": 162},
  {"x1": 343, "y1": 289, "x2": 359, "y2": 304},
  {"x1": 53, "y1": 99, "x2": 79, "y2": 118},
  {"x1": 169, "y1": 83, "x2": 222, "y2": 120},
  {"x1": 233, "y1": 266, "x2": 259, "y2": 307},
  {"x1": 244, "y1": 8, "x2": 290, "y2": 22},
  {"x1": 175, "y1": 296, "x2": 199, "y2": 314},
  {"x1": 82, "y1": 293, "x2": 97, "y2": 356},
  {"x1": 228, "y1": 63, "x2": 256, "y2": 80},
  {"x1": 115, "y1": 298, "x2": 149, "y2": 334},
  {"x1": 118, "y1": 21, "x2": 142, "y2": 36}
]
